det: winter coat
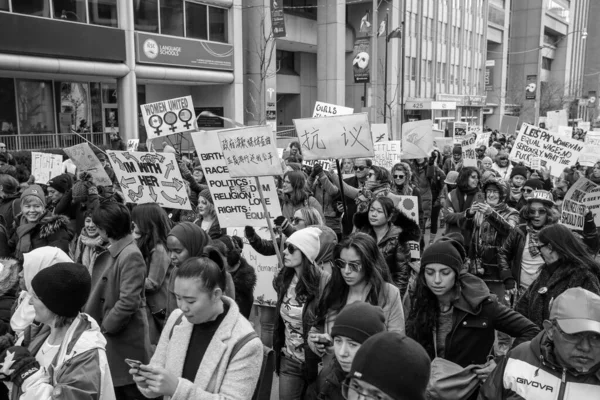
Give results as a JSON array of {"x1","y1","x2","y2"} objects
[
  {"x1": 516, "y1": 259, "x2": 600, "y2": 328},
  {"x1": 305, "y1": 357, "x2": 345, "y2": 400},
  {"x1": 411, "y1": 163, "x2": 446, "y2": 221},
  {"x1": 407, "y1": 273, "x2": 540, "y2": 368},
  {"x1": 195, "y1": 217, "x2": 226, "y2": 240},
  {"x1": 445, "y1": 188, "x2": 482, "y2": 254},
  {"x1": 281, "y1": 195, "x2": 324, "y2": 221},
  {"x1": 392, "y1": 212, "x2": 422, "y2": 297},
  {"x1": 229, "y1": 257, "x2": 257, "y2": 319},
  {"x1": 139, "y1": 298, "x2": 263, "y2": 400},
  {"x1": 13, "y1": 213, "x2": 72, "y2": 259},
  {"x1": 144, "y1": 244, "x2": 173, "y2": 343},
  {"x1": 479, "y1": 330, "x2": 600, "y2": 400},
  {"x1": 308, "y1": 172, "x2": 340, "y2": 235},
  {"x1": 83, "y1": 234, "x2": 152, "y2": 387},
  {"x1": 12, "y1": 313, "x2": 115, "y2": 400},
  {"x1": 0, "y1": 193, "x2": 20, "y2": 238},
  {"x1": 340, "y1": 176, "x2": 362, "y2": 236},
  {"x1": 464, "y1": 202, "x2": 519, "y2": 281}
]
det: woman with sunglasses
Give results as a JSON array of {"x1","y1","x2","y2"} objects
[
  {"x1": 515, "y1": 224, "x2": 600, "y2": 329},
  {"x1": 281, "y1": 171, "x2": 324, "y2": 221},
  {"x1": 274, "y1": 227, "x2": 329, "y2": 400},
  {"x1": 445, "y1": 166, "x2": 482, "y2": 255}
]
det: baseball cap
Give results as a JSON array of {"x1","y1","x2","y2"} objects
[
  {"x1": 527, "y1": 190, "x2": 554, "y2": 207},
  {"x1": 550, "y1": 287, "x2": 600, "y2": 335}
]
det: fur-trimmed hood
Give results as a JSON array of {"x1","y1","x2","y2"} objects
[
  {"x1": 393, "y1": 211, "x2": 421, "y2": 244},
  {"x1": 34, "y1": 213, "x2": 71, "y2": 239}
]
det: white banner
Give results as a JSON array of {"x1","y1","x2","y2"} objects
[
  {"x1": 401, "y1": 119, "x2": 434, "y2": 160},
  {"x1": 461, "y1": 134, "x2": 478, "y2": 167},
  {"x1": 312, "y1": 101, "x2": 354, "y2": 118},
  {"x1": 31, "y1": 152, "x2": 63, "y2": 185},
  {"x1": 140, "y1": 95, "x2": 196, "y2": 139}
]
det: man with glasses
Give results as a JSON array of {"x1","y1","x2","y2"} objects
[
  {"x1": 480, "y1": 287, "x2": 600, "y2": 399},
  {"x1": 339, "y1": 158, "x2": 372, "y2": 236}
]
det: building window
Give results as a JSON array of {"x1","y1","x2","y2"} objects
[
  {"x1": 209, "y1": 6, "x2": 227, "y2": 42},
  {"x1": 0, "y1": 78, "x2": 17, "y2": 135},
  {"x1": 186, "y1": 2, "x2": 208, "y2": 40},
  {"x1": 277, "y1": 50, "x2": 297, "y2": 75},
  {"x1": 427, "y1": 61, "x2": 433, "y2": 82},
  {"x1": 0, "y1": 0, "x2": 8, "y2": 11},
  {"x1": 12, "y1": 0, "x2": 51, "y2": 17},
  {"x1": 135, "y1": 0, "x2": 159, "y2": 33},
  {"x1": 411, "y1": 58, "x2": 417, "y2": 81},
  {"x1": 442, "y1": 63, "x2": 447, "y2": 84},
  {"x1": 52, "y1": 0, "x2": 87, "y2": 22},
  {"x1": 17, "y1": 80, "x2": 56, "y2": 135},
  {"x1": 55, "y1": 82, "x2": 90, "y2": 134},
  {"x1": 542, "y1": 57, "x2": 553, "y2": 70},
  {"x1": 162, "y1": 0, "x2": 184, "y2": 37},
  {"x1": 89, "y1": 0, "x2": 118, "y2": 27}
]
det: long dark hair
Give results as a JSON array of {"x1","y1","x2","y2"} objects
[
  {"x1": 131, "y1": 203, "x2": 173, "y2": 260},
  {"x1": 538, "y1": 224, "x2": 600, "y2": 274},
  {"x1": 316, "y1": 233, "x2": 390, "y2": 322},
  {"x1": 456, "y1": 166, "x2": 480, "y2": 192},
  {"x1": 520, "y1": 202, "x2": 560, "y2": 225},
  {"x1": 284, "y1": 171, "x2": 310, "y2": 206},
  {"x1": 358, "y1": 197, "x2": 396, "y2": 238}
]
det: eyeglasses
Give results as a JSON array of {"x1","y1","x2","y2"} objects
[
  {"x1": 522, "y1": 188, "x2": 534, "y2": 194},
  {"x1": 353, "y1": 166, "x2": 366, "y2": 172},
  {"x1": 342, "y1": 382, "x2": 382, "y2": 400},
  {"x1": 553, "y1": 321, "x2": 600, "y2": 348},
  {"x1": 394, "y1": 174, "x2": 405, "y2": 179},
  {"x1": 334, "y1": 259, "x2": 362, "y2": 273},
  {"x1": 291, "y1": 217, "x2": 304, "y2": 225},
  {"x1": 529, "y1": 208, "x2": 547, "y2": 216},
  {"x1": 285, "y1": 243, "x2": 298, "y2": 254}
]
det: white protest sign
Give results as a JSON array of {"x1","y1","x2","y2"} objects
[
  {"x1": 563, "y1": 178, "x2": 600, "y2": 227},
  {"x1": 402, "y1": 119, "x2": 434, "y2": 159},
  {"x1": 560, "y1": 199, "x2": 586, "y2": 230},
  {"x1": 31, "y1": 152, "x2": 63, "y2": 184},
  {"x1": 217, "y1": 126, "x2": 283, "y2": 178},
  {"x1": 558, "y1": 126, "x2": 572, "y2": 138},
  {"x1": 191, "y1": 130, "x2": 282, "y2": 227},
  {"x1": 227, "y1": 227, "x2": 278, "y2": 306},
  {"x1": 312, "y1": 101, "x2": 354, "y2": 118},
  {"x1": 461, "y1": 135, "x2": 478, "y2": 167},
  {"x1": 579, "y1": 122, "x2": 591, "y2": 132},
  {"x1": 304, "y1": 159, "x2": 333, "y2": 171},
  {"x1": 530, "y1": 157, "x2": 542, "y2": 171},
  {"x1": 127, "y1": 139, "x2": 139, "y2": 151},
  {"x1": 371, "y1": 123, "x2": 389, "y2": 143},
  {"x1": 373, "y1": 141, "x2": 401, "y2": 170},
  {"x1": 106, "y1": 150, "x2": 191, "y2": 210},
  {"x1": 293, "y1": 113, "x2": 374, "y2": 161},
  {"x1": 140, "y1": 95, "x2": 196, "y2": 139},
  {"x1": 408, "y1": 240, "x2": 421, "y2": 260},
  {"x1": 546, "y1": 110, "x2": 568, "y2": 132},
  {"x1": 64, "y1": 143, "x2": 112, "y2": 186},
  {"x1": 578, "y1": 132, "x2": 600, "y2": 167},
  {"x1": 475, "y1": 132, "x2": 491, "y2": 148},
  {"x1": 451, "y1": 121, "x2": 468, "y2": 143},
  {"x1": 434, "y1": 137, "x2": 454, "y2": 152},
  {"x1": 509, "y1": 124, "x2": 585, "y2": 177},
  {"x1": 397, "y1": 194, "x2": 421, "y2": 259},
  {"x1": 468, "y1": 125, "x2": 482, "y2": 136}
]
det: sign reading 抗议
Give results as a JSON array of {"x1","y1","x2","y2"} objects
[{"x1": 140, "y1": 95, "x2": 197, "y2": 139}]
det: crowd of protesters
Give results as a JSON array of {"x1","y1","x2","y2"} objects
[{"x1": 0, "y1": 129, "x2": 598, "y2": 400}]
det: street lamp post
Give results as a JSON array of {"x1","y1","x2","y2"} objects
[{"x1": 381, "y1": 10, "x2": 402, "y2": 125}]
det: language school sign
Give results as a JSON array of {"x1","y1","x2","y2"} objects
[{"x1": 140, "y1": 96, "x2": 196, "y2": 139}]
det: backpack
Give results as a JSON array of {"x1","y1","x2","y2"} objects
[{"x1": 169, "y1": 313, "x2": 274, "y2": 400}]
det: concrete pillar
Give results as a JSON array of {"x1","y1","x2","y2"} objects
[
  {"x1": 227, "y1": 0, "x2": 244, "y2": 125},
  {"x1": 117, "y1": 0, "x2": 138, "y2": 141},
  {"x1": 317, "y1": 0, "x2": 345, "y2": 104}
]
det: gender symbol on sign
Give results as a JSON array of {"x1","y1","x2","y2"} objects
[
  {"x1": 179, "y1": 109, "x2": 193, "y2": 129},
  {"x1": 164, "y1": 111, "x2": 178, "y2": 133},
  {"x1": 149, "y1": 115, "x2": 163, "y2": 136}
]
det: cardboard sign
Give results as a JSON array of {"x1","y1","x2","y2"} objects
[
  {"x1": 450, "y1": 121, "x2": 468, "y2": 143},
  {"x1": 461, "y1": 135, "x2": 478, "y2": 167},
  {"x1": 401, "y1": 119, "x2": 434, "y2": 159},
  {"x1": 312, "y1": 101, "x2": 353, "y2": 118},
  {"x1": 140, "y1": 95, "x2": 196, "y2": 139},
  {"x1": 217, "y1": 126, "x2": 283, "y2": 178},
  {"x1": 500, "y1": 116, "x2": 519, "y2": 136},
  {"x1": 64, "y1": 143, "x2": 112, "y2": 186},
  {"x1": 397, "y1": 195, "x2": 419, "y2": 223},
  {"x1": 546, "y1": 110, "x2": 568, "y2": 132},
  {"x1": 475, "y1": 132, "x2": 491, "y2": 148},
  {"x1": 31, "y1": 152, "x2": 63, "y2": 185},
  {"x1": 127, "y1": 139, "x2": 139, "y2": 151},
  {"x1": 373, "y1": 141, "x2": 401, "y2": 170},
  {"x1": 106, "y1": 150, "x2": 191, "y2": 210},
  {"x1": 293, "y1": 113, "x2": 374, "y2": 161},
  {"x1": 563, "y1": 178, "x2": 600, "y2": 227},
  {"x1": 560, "y1": 199, "x2": 586, "y2": 230},
  {"x1": 191, "y1": 131, "x2": 282, "y2": 227},
  {"x1": 578, "y1": 132, "x2": 600, "y2": 167},
  {"x1": 509, "y1": 124, "x2": 584, "y2": 177},
  {"x1": 371, "y1": 123, "x2": 389, "y2": 143}
]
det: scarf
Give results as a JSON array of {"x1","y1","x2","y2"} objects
[
  {"x1": 356, "y1": 183, "x2": 392, "y2": 213},
  {"x1": 526, "y1": 225, "x2": 542, "y2": 257},
  {"x1": 457, "y1": 187, "x2": 478, "y2": 212},
  {"x1": 79, "y1": 233, "x2": 106, "y2": 272},
  {"x1": 510, "y1": 184, "x2": 522, "y2": 202}
]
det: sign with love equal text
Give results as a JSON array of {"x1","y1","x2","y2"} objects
[
  {"x1": 107, "y1": 150, "x2": 191, "y2": 210},
  {"x1": 293, "y1": 113, "x2": 374, "y2": 161}
]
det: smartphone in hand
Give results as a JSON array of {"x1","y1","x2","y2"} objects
[{"x1": 125, "y1": 359, "x2": 142, "y2": 369}]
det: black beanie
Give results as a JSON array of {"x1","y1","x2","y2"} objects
[
  {"x1": 331, "y1": 302, "x2": 386, "y2": 344},
  {"x1": 31, "y1": 262, "x2": 91, "y2": 318},
  {"x1": 510, "y1": 165, "x2": 528, "y2": 180},
  {"x1": 421, "y1": 239, "x2": 464, "y2": 274},
  {"x1": 523, "y1": 179, "x2": 544, "y2": 190},
  {"x1": 48, "y1": 173, "x2": 73, "y2": 193},
  {"x1": 348, "y1": 332, "x2": 431, "y2": 400}
]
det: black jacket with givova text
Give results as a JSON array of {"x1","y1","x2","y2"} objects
[{"x1": 479, "y1": 330, "x2": 600, "y2": 400}]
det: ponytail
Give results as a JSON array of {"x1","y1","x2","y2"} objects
[{"x1": 176, "y1": 246, "x2": 227, "y2": 292}]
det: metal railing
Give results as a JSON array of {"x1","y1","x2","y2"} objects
[
  {"x1": 0, "y1": 132, "x2": 108, "y2": 151},
  {"x1": 277, "y1": 125, "x2": 298, "y2": 138}
]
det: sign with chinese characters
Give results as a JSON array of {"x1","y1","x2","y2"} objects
[
  {"x1": 64, "y1": 143, "x2": 112, "y2": 186},
  {"x1": 373, "y1": 141, "x2": 401, "y2": 170},
  {"x1": 140, "y1": 96, "x2": 196, "y2": 139},
  {"x1": 106, "y1": 150, "x2": 191, "y2": 210},
  {"x1": 312, "y1": 101, "x2": 354, "y2": 118},
  {"x1": 31, "y1": 152, "x2": 63, "y2": 185},
  {"x1": 293, "y1": 113, "x2": 374, "y2": 161},
  {"x1": 371, "y1": 123, "x2": 389, "y2": 143},
  {"x1": 217, "y1": 126, "x2": 283, "y2": 178},
  {"x1": 191, "y1": 130, "x2": 282, "y2": 228}
]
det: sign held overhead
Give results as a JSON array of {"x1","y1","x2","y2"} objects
[{"x1": 140, "y1": 95, "x2": 196, "y2": 139}]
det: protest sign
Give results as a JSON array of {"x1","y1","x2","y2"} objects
[
  {"x1": 397, "y1": 195, "x2": 419, "y2": 223},
  {"x1": 579, "y1": 121, "x2": 591, "y2": 132},
  {"x1": 106, "y1": 150, "x2": 191, "y2": 210},
  {"x1": 371, "y1": 123, "x2": 389, "y2": 143},
  {"x1": 293, "y1": 113, "x2": 374, "y2": 161},
  {"x1": 401, "y1": 119, "x2": 434, "y2": 159},
  {"x1": 373, "y1": 141, "x2": 401, "y2": 170},
  {"x1": 304, "y1": 159, "x2": 333, "y2": 171},
  {"x1": 140, "y1": 95, "x2": 196, "y2": 139},
  {"x1": 558, "y1": 126, "x2": 572, "y2": 138},
  {"x1": 509, "y1": 124, "x2": 584, "y2": 177},
  {"x1": 475, "y1": 132, "x2": 491, "y2": 148},
  {"x1": 530, "y1": 157, "x2": 541, "y2": 171},
  {"x1": 217, "y1": 126, "x2": 283, "y2": 178},
  {"x1": 461, "y1": 135, "x2": 478, "y2": 167},
  {"x1": 560, "y1": 199, "x2": 586, "y2": 230},
  {"x1": 312, "y1": 101, "x2": 353, "y2": 118},
  {"x1": 563, "y1": 178, "x2": 600, "y2": 227},
  {"x1": 579, "y1": 132, "x2": 600, "y2": 167},
  {"x1": 546, "y1": 110, "x2": 568, "y2": 132},
  {"x1": 191, "y1": 130, "x2": 282, "y2": 227},
  {"x1": 449, "y1": 121, "x2": 468, "y2": 143},
  {"x1": 434, "y1": 137, "x2": 453, "y2": 152},
  {"x1": 64, "y1": 143, "x2": 112, "y2": 186},
  {"x1": 127, "y1": 139, "x2": 139, "y2": 151},
  {"x1": 227, "y1": 228, "x2": 278, "y2": 306},
  {"x1": 31, "y1": 152, "x2": 63, "y2": 184},
  {"x1": 500, "y1": 116, "x2": 519, "y2": 136},
  {"x1": 468, "y1": 125, "x2": 482, "y2": 136}
]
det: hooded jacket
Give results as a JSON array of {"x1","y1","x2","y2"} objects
[
  {"x1": 478, "y1": 330, "x2": 600, "y2": 400},
  {"x1": 407, "y1": 273, "x2": 540, "y2": 368},
  {"x1": 13, "y1": 212, "x2": 72, "y2": 259},
  {"x1": 229, "y1": 257, "x2": 257, "y2": 319},
  {"x1": 305, "y1": 357, "x2": 345, "y2": 400},
  {"x1": 13, "y1": 313, "x2": 115, "y2": 400}
]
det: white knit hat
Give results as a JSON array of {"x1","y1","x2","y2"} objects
[{"x1": 286, "y1": 227, "x2": 322, "y2": 264}]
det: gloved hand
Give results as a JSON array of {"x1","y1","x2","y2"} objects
[
  {"x1": 311, "y1": 163, "x2": 323, "y2": 178},
  {"x1": 0, "y1": 346, "x2": 40, "y2": 388},
  {"x1": 274, "y1": 216, "x2": 286, "y2": 227},
  {"x1": 0, "y1": 333, "x2": 14, "y2": 354},
  {"x1": 244, "y1": 226, "x2": 256, "y2": 239}
]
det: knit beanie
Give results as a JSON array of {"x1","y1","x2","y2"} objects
[
  {"x1": 510, "y1": 165, "x2": 528, "y2": 180},
  {"x1": 286, "y1": 227, "x2": 321, "y2": 264},
  {"x1": 31, "y1": 262, "x2": 91, "y2": 318},
  {"x1": 444, "y1": 171, "x2": 459, "y2": 185},
  {"x1": 331, "y1": 302, "x2": 386, "y2": 344},
  {"x1": 199, "y1": 189, "x2": 214, "y2": 204},
  {"x1": 348, "y1": 332, "x2": 431, "y2": 400},
  {"x1": 483, "y1": 178, "x2": 507, "y2": 201},
  {"x1": 523, "y1": 179, "x2": 544, "y2": 191},
  {"x1": 20, "y1": 184, "x2": 46, "y2": 207},
  {"x1": 169, "y1": 222, "x2": 210, "y2": 257},
  {"x1": 452, "y1": 145, "x2": 462, "y2": 156},
  {"x1": 421, "y1": 239, "x2": 464, "y2": 274},
  {"x1": 48, "y1": 173, "x2": 73, "y2": 194},
  {"x1": 481, "y1": 156, "x2": 492, "y2": 166}
]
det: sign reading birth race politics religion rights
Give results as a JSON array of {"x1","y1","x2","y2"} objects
[
  {"x1": 31, "y1": 152, "x2": 63, "y2": 185},
  {"x1": 293, "y1": 113, "x2": 375, "y2": 161},
  {"x1": 140, "y1": 96, "x2": 197, "y2": 139},
  {"x1": 509, "y1": 123, "x2": 585, "y2": 178},
  {"x1": 106, "y1": 150, "x2": 191, "y2": 210},
  {"x1": 191, "y1": 131, "x2": 282, "y2": 228}
]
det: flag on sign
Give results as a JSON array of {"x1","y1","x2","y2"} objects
[{"x1": 377, "y1": 21, "x2": 386, "y2": 37}]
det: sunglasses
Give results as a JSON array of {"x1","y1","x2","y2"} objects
[
  {"x1": 522, "y1": 188, "x2": 533, "y2": 194},
  {"x1": 291, "y1": 217, "x2": 304, "y2": 225},
  {"x1": 529, "y1": 208, "x2": 547, "y2": 216},
  {"x1": 285, "y1": 243, "x2": 298, "y2": 254},
  {"x1": 353, "y1": 166, "x2": 366, "y2": 171},
  {"x1": 394, "y1": 174, "x2": 405, "y2": 179},
  {"x1": 334, "y1": 259, "x2": 362, "y2": 273}
]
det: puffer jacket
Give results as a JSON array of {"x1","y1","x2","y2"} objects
[
  {"x1": 479, "y1": 330, "x2": 600, "y2": 399},
  {"x1": 392, "y1": 212, "x2": 422, "y2": 297}
]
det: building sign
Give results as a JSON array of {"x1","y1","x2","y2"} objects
[
  {"x1": 352, "y1": 38, "x2": 371, "y2": 83},
  {"x1": 136, "y1": 32, "x2": 233, "y2": 71},
  {"x1": 195, "y1": 107, "x2": 225, "y2": 128},
  {"x1": 526, "y1": 75, "x2": 537, "y2": 100},
  {"x1": 270, "y1": 0, "x2": 286, "y2": 37},
  {"x1": 485, "y1": 66, "x2": 494, "y2": 91},
  {"x1": 436, "y1": 94, "x2": 486, "y2": 106},
  {"x1": 405, "y1": 101, "x2": 457, "y2": 110}
]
